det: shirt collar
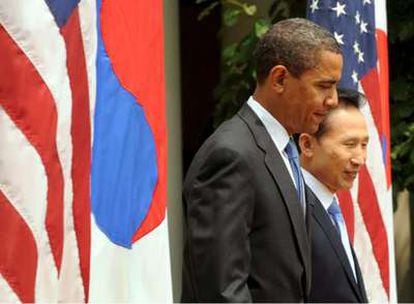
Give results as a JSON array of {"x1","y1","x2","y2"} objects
[
  {"x1": 247, "y1": 96, "x2": 290, "y2": 153},
  {"x1": 301, "y1": 169, "x2": 336, "y2": 211}
]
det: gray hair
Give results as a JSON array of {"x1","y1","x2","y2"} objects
[{"x1": 253, "y1": 18, "x2": 342, "y2": 83}]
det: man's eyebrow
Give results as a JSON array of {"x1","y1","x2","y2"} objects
[
  {"x1": 342, "y1": 135, "x2": 370, "y2": 141},
  {"x1": 316, "y1": 78, "x2": 338, "y2": 84}
]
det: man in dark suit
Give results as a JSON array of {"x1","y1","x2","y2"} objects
[
  {"x1": 298, "y1": 88, "x2": 369, "y2": 302},
  {"x1": 181, "y1": 18, "x2": 343, "y2": 302}
]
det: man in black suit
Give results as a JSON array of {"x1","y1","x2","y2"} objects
[
  {"x1": 181, "y1": 18, "x2": 343, "y2": 302},
  {"x1": 298, "y1": 88, "x2": 369, "y2": 302}
]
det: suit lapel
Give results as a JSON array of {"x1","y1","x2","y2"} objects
[
  {"x1": 309, "y1": 190, "x2": 364, "y2": 301},
  {"x1": 237, "y1": 104, "x2": 311, "y2": 293},
  {"x1": 305, "y1": 186, "x2": 314, "y2": 239},
  {"x1": 352, "y1": 248, "x2": 368, "y2": 302}
]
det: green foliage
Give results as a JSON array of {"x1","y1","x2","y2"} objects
[{"x1": 213, "y1": 17, "x2": 266, "y2": 127}]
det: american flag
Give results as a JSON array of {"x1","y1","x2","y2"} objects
[
  {"x1": 0, "y1": 0, "x2": 171, "y2": 302},
  {"x1": 307, "y1": 0, "x2": 396, "y2": 301}
]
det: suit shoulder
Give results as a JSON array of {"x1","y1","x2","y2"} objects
[
  {"x1": 184, "y1": 115, "x2": 258, "y2": 182},
  {"x1": 209, "y1": 115, "x2": 257, "y2": 151}
]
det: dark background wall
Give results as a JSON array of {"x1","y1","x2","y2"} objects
[{"x1": 179, "y1": 0, "x2": 221, "y2": 173}]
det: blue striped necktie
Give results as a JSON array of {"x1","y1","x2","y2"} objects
[
  {"x1": 284, "y1": 138, "x2": 305, "y2": 212},
  {"x1": 328, "y1": 197, "x2": 357, "y2": 281}
]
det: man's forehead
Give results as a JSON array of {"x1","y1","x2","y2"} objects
[
  {"x1": 304, "y1": 54, "x2": 343, "y2": 80},
  {"x1": 321, "y1": 108, "x2": 367, "y2": 134}
]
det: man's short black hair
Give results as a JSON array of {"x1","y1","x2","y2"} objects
[{"x1": 253, "y1": 18, "x2": 342, "y2": 83}]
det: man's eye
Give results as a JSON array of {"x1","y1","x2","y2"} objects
[
  {"x1": 344, "y1": 142, "x2": 356, "y2": 147},
  {"x1": 318, "y1": 84, "x2": 333, "y2": 89}
]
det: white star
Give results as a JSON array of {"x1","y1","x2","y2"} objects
[
  {"x1": 352, "y1": 70, "x2": 359, "y2": 84},
  {"x1": 363, "y1": 0, "x2": 371, "y2": 5},
  {"x1": 353, "y1": 41, "x2": 361, "y2": 54},
  {"x1": 355, "y1": 11, "x2": 361, "y2": 24},
  {"x1": 360, "y1": 20, "x2": 368, "y2": 33},
  {"x1": 334, "y1": 32, "x2": 345, "y2": 45},
  {"x1": 310, "y1": 0, "x2": 319, "y2": 13},
  {"x1": 331, "y1": 1, "x2": 347, "y2": 17},
  {"x1": 358, "y1": 51, "x2": 365, "y2": 63}
]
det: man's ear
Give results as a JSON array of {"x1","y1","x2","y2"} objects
[
  {"x1": 269, "y1": 65, "x2": 288, "y2": 93},
  {"x1": 299, "y1": 133, "x2": 315, "y2": 157}
]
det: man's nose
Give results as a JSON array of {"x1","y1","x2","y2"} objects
[
  {"x1": 325, "y1": 89, "x2": 339, "y2": 108},
  {"x1": 351, "y1": 151, "x2": 367, "y2": 166}
]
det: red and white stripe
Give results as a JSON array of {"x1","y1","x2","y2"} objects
[
  {"x1": 340, "y1": 0, "x2": 396, "y2": 301},
  {"x1": 0, "y1": 0, "x2": 93, "y2": 301},
  {"x1": 352, "y1": 96, "x2": 395, "y2": 302}
]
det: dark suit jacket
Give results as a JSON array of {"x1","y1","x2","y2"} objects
[
  {"x1": 307, "y1": 189, "x2": 368, "y2": 303},
  {"x1": 181, "y1": 104, "x2": 311, "y2": 302}
]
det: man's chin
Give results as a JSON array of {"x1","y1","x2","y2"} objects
[
  {"x1": 341, "y1": 182, "x2": 355, "y2": 191},
  {"x1": 304, "y1": 124, "x2": 319, "y2": 135}
]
